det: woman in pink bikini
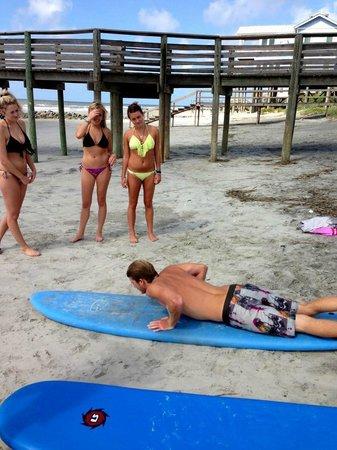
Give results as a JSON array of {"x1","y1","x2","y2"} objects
[
  {"x1": 71, "y1": 102, "x2": 116, "y2": 243},
  {"x1": 0, "y1": 90, "x2": 40, "y2": 257},
  {"x1": 121, "y1": 103, "x2": 161, "y2": 244}
]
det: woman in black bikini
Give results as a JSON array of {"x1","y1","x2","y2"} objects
[
  {"x1": 0, "y1": 91, "x2": 40, "y2": 257},
  {"x1": 71, "y1": 102, "x2": 116, "y2": 243}
]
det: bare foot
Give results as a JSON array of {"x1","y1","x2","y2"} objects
[
  {"x1": 148, "y1": 232, "x2": 158, "y2": 242},
  {"x1": 70, "y1": 234, "x2": 84, "y2": 243},
  {"x1": 129, "y1": 234, "x2": 138, "y2": 244},
  {"x1": 96, "y1": 234, "x2": 104, "y2": 242},
  {"x1": 22, "y1": 247, "x2": 41, "y2": 257}
]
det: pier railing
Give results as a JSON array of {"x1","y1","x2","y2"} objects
[{"x1": 1, "y1": 29, "x2": 337, "y2": 78}]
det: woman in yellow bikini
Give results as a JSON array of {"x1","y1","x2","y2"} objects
[{"x1": 122, "y1": 103, "x2": 161, "y2": 244}]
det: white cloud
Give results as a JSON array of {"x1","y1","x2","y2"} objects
[
  {"x1": 203, "y1": 0, "x2": 273, "y2": 27},
  {"x1": 13, "y1": 0, "x2": 72, "y2": 29},
  {"x1": 138, "y1": 9, "x2": 179, "y2": 32},
  {"x1": 291, "y1": 3, "x2": 337, "y2": 24}
]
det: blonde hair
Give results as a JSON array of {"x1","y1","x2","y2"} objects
[
  {"x1": 88, "y1": 102, "x2": 107, "y2": 128},
  {"x1": 126, "y1": 260, "x2": 158, "y2": 283},
  {"x1": 0, "y1": 90, "x2": 21, "y2": 114}
]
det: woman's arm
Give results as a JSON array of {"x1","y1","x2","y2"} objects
[
  {"x1": 121, "y1": 132, "x2": 130, "y2": 188},
  {"x1": 0, "y1": 126, "x2": 29, "y2": 183},
  {"x1": 25, "y1": 153, "x2": 36, "y2": 182},
  {"x1": 105, "y1": 128, "x2": 116, "y2": 166},
  {"x1": 75, "y1": 121, "x2": 90, "y2": 140}
]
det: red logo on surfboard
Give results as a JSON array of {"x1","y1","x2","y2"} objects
[{"x1": 82, "y1": 408, "x2": 109, "y2": 428}]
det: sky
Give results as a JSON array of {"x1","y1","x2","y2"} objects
[{"x1": 3, "y1": 0, "x2": 337, "y2": 102}]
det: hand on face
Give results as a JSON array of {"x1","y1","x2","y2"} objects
[
  {"x1": 147, "y1": 317, "x2": 173, "y2": 332},
  {"x1": 87, "y1": 109, "x2": 103, "y2": 123}
]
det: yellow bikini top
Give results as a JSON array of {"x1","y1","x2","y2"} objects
[{"x1": 129, "y1": 131, "x2": 155, "y2": 158}]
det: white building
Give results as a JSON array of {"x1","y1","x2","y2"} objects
[{"x1": 236, "y1": 11, "x2": 337, "y2": 44}]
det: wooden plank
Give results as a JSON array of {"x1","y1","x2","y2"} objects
[
  {"x1": 106, "y1": 66, "x2": 160, "y2": 73},
  {"x1": 168, "y1": 52, "x2": 215, "y2": 59},
  {"x1": 117, "y1": 58, "x2": 161, "y2": 66},
  {"x1": 0, "y1": 38, "x2": 25, "y2": 44},
  {"x1": 120, "y1": 50, "x2": 161, "y2": 58},
  {"x1": 31, "y1": 45, "x2": 93, "y2": 52},
  {"x1": 301, "y1": 57, "x2": 337, "y2": 64},
  {"x1": 101, "y1": 39, "x2": 160, "y2": 48},
  {"x1": 168, "y1": 43, "x2": 214, "y2": 50},
  {"x1": 229, "y1": 50, "x2": 294, "y2": 58},
  {"x1": 168, "y1": 60, "x2": 214, "y2": 66},
  {"x1": 169, "y1": 68, "x2": 214, "y2": 73},
  {"x1": 2, "y1": 44, "x2": 25, "y2": 51},
  {"x1": 31, "y1": 53, "x2": 95, "y2": 61},
  {"x1": 231, "y1": 59, "x2": 293, "y2": 66},
  {"x1": 222, "y1": 44, "x2": 293, "y2": 51},
  {"x1": 302, "y1": 43, "x2": 337, "y2": 50},
  {"x1": 31, "y1": 38, "x2": 93, "y2": 44}
]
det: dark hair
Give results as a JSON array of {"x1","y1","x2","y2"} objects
[
  {"x1": 126, "y1": 260, "x2": 158, "y2": 283},
  {"x1": 127, "y1": 102, "x2": 143, "y2": 119}
]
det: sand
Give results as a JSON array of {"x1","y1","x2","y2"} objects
[{"x1": 1, "y1": 113, "x2": 337, "y2": 413}]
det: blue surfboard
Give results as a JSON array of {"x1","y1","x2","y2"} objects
[
  {"x1": 30, "y1": 290, "x2": 337, "y2": 351},
  {"x1": 1, "y1": 381, "x2": 337, "y2": 450}
]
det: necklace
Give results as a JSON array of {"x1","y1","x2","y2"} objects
[{"x1": 134, "y1": 125, "x2": 147, "y2": 144}]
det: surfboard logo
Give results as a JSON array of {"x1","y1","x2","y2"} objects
[{"x1": 82, "y1": 408, "x2": 109, "y2": 429}]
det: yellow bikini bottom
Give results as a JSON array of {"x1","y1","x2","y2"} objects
[{"x1": 127, "y1": 168, "x2": 155, "y2": 181}]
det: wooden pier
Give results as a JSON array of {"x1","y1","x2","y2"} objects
[{"x1": 1, "y1": 28, "x2": 337, "y2": 163}]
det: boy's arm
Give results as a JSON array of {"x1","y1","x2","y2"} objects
[
  {"x1": 147, "y1": 283, "x2": 183, "y2": 331},
  {"x1": 175, "y1": 262, "x2": 208, "y2": 280}
]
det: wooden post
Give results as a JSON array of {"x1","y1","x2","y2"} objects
[
  {"x1": 210, "y1": 37, "x2": 222, "y2": 162},
  {"x1": 159, "y1": 35, "x2": 168, "y2": 162},
  {"x1": 93, "y1": 29, "x2": 101, "y2": 102},
  {"x1": 171, "y1": 102, "x2": 175, "y2": 127},
  {"x1": 24, "y1": 32, "x2": 38, "y2": 162},
  {"x1": 164, "y1": 92, "x2": 171, "y2": 160},
  {"x1": 221, "y1": 88, "x2": 232, "y2": 155},
  {"x1": 281, "y1": 34, "x2": 303, "y2": 164},
  {"x1": 325, "y1": 87, "x2": 331, "y2": 117},
  {"x1": 110, "y1": 91, "x2": 113, "y2": 136},
  {"x1": 111, "y1": 91, "x2": 123, "y2": 158},
  {"x1": 57, "y1": 88, "x2": 67, "y2": 156}
]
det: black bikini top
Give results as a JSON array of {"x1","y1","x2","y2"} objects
[
  {"x1": 5, "y1": 120, "x2": 34, "y2": 157},
  {"x1": 83, "y1": 126, "x2": 109, "y2": 148}
]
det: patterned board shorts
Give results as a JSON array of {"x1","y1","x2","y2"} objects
[{"x1": 224, "y1": 283, "x2": 298, "y2": 337}]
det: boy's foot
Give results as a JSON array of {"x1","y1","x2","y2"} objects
[{"x1": 96, "y1": 234, "x2": 104, "y2": 242}]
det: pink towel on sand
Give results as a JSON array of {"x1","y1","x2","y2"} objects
[{"x1": 311, "y1": 227, "x2": 337, "y2": 236}]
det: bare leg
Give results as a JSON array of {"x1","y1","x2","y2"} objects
[
  {"x1": 0, "y1": 175, "x2": 40, "y2": 256},
  {"x1": 95, "y1": 167, "x2": 111, "y2": 242},
  {"x1": 127, "y1": 173, "x2": 142, "y2": 244},
  {"x1": 296, "y1": 296, "x2": 337, "y2": 338},
  {"x1": 0, "y1": 178, "x2": 26, "y2": 250},
  {"x1": 297, "y1": 296, "x2": 337, "y2": 316},
  {"x1": 71, "y1": 169, "x2": 95, "y2": 242},
  {"x1": 143, "y1": 174, "x2": 158, "y2": 241}
]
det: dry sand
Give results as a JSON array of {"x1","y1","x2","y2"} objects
[{"x1": 1, "y1": 113, "x2": 337, "y2": 413}]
